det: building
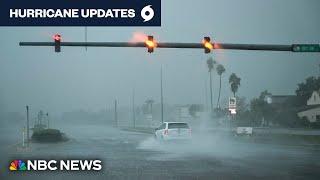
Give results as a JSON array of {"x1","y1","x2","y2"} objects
[
  {"x1": 298, "y1": 106, "x2": 320, "y2": 123},
  {"x1": 307, "y1": 91, "x2": 320, "y2": 105},
  {"x1": 265, "y1": 95, "x2": 297, "y2": 106},
  {"x1": 297, "y1": 90, "x2": 320, "y2": 123}
]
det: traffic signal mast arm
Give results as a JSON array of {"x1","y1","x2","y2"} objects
[{"x1": 19, "y1": 41, "x2": 320, "y2": 52}]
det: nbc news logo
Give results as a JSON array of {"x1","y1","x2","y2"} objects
[
  {"x1": 9, "y1": 160, "x2": 27, "y2": 171},
  {"x1": 9, "y1": 159, "x2": 102, "y2": 171}
]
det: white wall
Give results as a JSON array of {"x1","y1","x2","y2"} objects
[{"x1": 298, "y1": 107, "x2": 320, "y2": 123}]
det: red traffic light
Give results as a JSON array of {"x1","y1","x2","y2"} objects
[
  {"x1": 53, "y1": 34, "x2": 61, "y2": 41},
  {"x1": 53, "y1": 34, "x2": 61, "y2": 53}
]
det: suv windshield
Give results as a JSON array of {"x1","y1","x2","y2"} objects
[{"x1": 168, "y1": 123, "x2": 189, "y2": 129}]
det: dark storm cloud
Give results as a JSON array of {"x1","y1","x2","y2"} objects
[{"x1": 0, "y1": 0, "x2": 319, "y2": 114}]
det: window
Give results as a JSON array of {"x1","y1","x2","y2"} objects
[
  {"x1": 168, "y1": 123, "x2": 189, "y2": 129},
  {"x1": 159, "y1": 123, "x2": 166, "y2": 130}
]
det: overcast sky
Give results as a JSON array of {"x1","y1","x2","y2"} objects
[{"x1": 0, "y1": 0, "x2": 319, "y2": 115}]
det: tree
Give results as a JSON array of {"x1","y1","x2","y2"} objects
[
  {"x1": 207, "y1": 57, "x2": 216, "y2": 111},
  {"x1": 259, "y1": 90, "x2": 272, "y2": 100},
  {"x1": 237, "y1": 96, "x2": 249, "y2": 113},
  {"x1": 296, "y1": 76, "x2": 320, "y2": 103},
  {"x1": 229, "y1": 73, "x2": 241, "y2": 97},
  {"x1": 216, "y1": 64, "x2": 226, "y2": 108},
  {"x1": 250, "y1": 90, "x2": 273, "y2": 126}
]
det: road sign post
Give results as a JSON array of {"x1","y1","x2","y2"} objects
[{"x1": 228, "y1": 97, "x2": 237, "y2": 115}]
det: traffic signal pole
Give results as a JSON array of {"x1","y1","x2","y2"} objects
[
  {"x1": 19, "y1": 41, "x2": 320, "y2": 52},
  {"x1": 160, "y1": 66, "x2": 164, "y2": 124}
]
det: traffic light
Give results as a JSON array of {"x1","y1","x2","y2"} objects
[
  {"x1": 53, "y1": 34, "x2": 61, "y2": 53},
  {"x1": 202, "y1": 37, "x2": 213, "y2": 53},
  {"x1": 145, "y1": 35, "x2": 155, "y2": 53}
]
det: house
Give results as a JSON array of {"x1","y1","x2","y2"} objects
[
  {"x1": 298, "y1": 106, "x2": 320, "y2": 123},
  {"x1": 297, "y1": 90, "x2": 320, "y2": 123},
  {"x1": 307, "y1": 91, "x2": 320, "y2": 105}
]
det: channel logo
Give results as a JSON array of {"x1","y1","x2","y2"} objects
[
  {"x1": 9, "y1": 159, "x2": 102, "y2": 171},
  {"x1": 141, "y1": 5, "x2": 154, "y2": 22},
  {"x1": 9, "y1": 160, "x2": 27, "y2": 171}
]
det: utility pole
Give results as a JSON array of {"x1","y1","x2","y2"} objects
[
  {"x1": 106, "y1": 105, "x2": 108, "y2": 125},
  {"x1": 22, "y1": 126, "x2": 25, "y2": 148},
  {"x1": 160, "y1": 66, "x2": 164, "y2": 124},
  {"x1": 132, "y1": 89, "x2": 136, "y2": 128},
  {"x1": 26, "y1": 105, "x2": 29, "y2": 143},
  {"x1": 114, "y1": 100, "x2": 118, "y2": 127},
  {"x1": 46, "y1": 113, "x2": 49, "y2": 129}
]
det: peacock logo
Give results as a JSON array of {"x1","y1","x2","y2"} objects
[{"x1": 9, "y1": 160, "x2": 27, "y2": 171}]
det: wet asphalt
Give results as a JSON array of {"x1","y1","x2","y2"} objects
[{"x1": 1, "y1": 125, "x2": 320, "y2": 180}]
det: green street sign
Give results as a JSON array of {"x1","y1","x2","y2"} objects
[{"x1": 292, "y1": 44, "x2": 320, "y2": 52}]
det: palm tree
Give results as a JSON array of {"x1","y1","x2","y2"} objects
[
  {"x1": 216, "y1": 64, "x2": 226, "y2": 108},
  {"x1": 229, "y1": 73, "x2": 241, "y2": 97},
  {"x1": 207, "y1": 57, "x2": 216, "y2": 111}
]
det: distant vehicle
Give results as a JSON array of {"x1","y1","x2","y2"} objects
[
  {"x1": 154, "y1": 122, "x2": 192, "y2": 141},
  {"x1": 235, "y1": 127, "x2": 253, "y2": 136}
]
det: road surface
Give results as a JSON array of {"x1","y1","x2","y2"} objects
[{"x1": 1, "y1": 125, "x2": 320, "y2": 180}]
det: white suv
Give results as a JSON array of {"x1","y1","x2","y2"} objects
[{"x1": 154, "y1": 122, "x2": 191, "y2": 141}]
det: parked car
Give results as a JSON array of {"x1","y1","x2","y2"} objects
[
  {"x1": 154, "y1": 122, "x2": 192, "y2": 141},
  {"x1": 235, "y1": 127, "x2": 253, "y2": 136}
]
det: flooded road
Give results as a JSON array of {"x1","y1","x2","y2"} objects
[{"x1": 1, "y1": 125, "x2": 320, "y2": 180}]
